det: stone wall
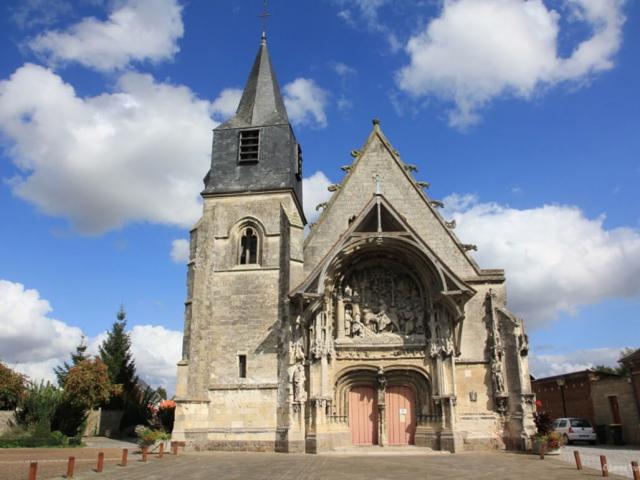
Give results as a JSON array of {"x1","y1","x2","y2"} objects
[
  {"x1": 591, "y1": 376, "x2": 640, "y2": 445},
  {"x1": 0, "y1": 410, "x2": 16, "y2": 435}
]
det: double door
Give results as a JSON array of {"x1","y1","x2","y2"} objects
[{"x1": 348, "y1": 384, "x2": 416, "y2": 445}]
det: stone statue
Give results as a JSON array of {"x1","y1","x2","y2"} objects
[
  {"x1": 344, "y1": 306, "x2": 353, "y2": 336},
  {"x1": 292, "y1": 364, "x2": 306, "y2": 402},
  {"x1": 492, "y1": 361, "x2": 505, "y2": 394},
  {"x1": 351, "y1": 312, "x2": 364, "y2": 337}
]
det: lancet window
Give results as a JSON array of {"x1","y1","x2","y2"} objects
[{"x1": 239, "y1": 227, "x2": 259, "y2": 265}]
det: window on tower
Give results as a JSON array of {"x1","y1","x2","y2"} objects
[
  {"x1": 239, "y1": 227, "x2": 259, "y2": 265},
  {"x1": 238, "y1": 129, "x2": 260, "y2": 162},
  {"x1": 295, "y1": 144, "x2": 303, "y2": 180}
]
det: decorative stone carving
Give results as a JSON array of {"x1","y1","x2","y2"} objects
[
  {"x1": 495, "y1": 395, "x2": 509, "y2": 415},
  {"x1": 430, "y1": 200, "x2": 444, "y2": 208},
  {"x1": 416, "y1": 181, "x2": 430, "y2": 189},
  {"x1": 427, "y1": 307, "x2": 455, "y2": 357},
  {"x1": 315, "y1": 202, "x2": 328, "y2": 211},
  {"x1": 337, "y1": 264, "x2": 425, "y2": 343},
  {"x1": 328, "y1": 184, "x2": 340, "y2": 192},
  {"x1": 462, "y1": 244, "x2": 478, "y2": 252},
  {"x1": 340, "y1": 165, "x2": 352, "y2": 172},
  {"x1": 445, "y1": 220, "x2": 456, "y2": 229},
  {"x1": 518, "y1": 332, "x2": 529, "y2": 356},
  {"x1": 403, "y1": 163, "x2": 418, "y2": 173},
  {"x1": 310, "y1": 311, "x2": 334, "y2": 360}
]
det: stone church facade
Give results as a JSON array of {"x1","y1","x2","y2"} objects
[{"x1": 172, "y1": 34, "x2": 536, "y2": 453}]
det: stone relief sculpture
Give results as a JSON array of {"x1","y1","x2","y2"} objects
[{"x1": 336, "y1": 265, "x2": 425, "y2": 342}]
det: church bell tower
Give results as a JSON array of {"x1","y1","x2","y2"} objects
[{"x1": 173, "y1": 32, "x2": 306, "y2": 452}]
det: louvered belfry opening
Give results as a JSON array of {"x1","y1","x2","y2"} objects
[{"x1": 239, "y1": 129, "x2": 260, "y2": 162}]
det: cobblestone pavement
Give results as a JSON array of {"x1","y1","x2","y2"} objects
[
  {"x1": 558, "y1": 444, "x2": 640, "y2": 479},
  {"x1": 55, "y1": 451, "x2": 630, "y2": 480}
]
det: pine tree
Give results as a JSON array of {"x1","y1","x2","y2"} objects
[
  {"x1": 54, "y1": 337, "x2": 89, "y2": 387},
  {"x1": 99, "y1": 306, "x2": 137, "y2": 409}
]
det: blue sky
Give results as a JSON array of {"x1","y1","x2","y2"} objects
[{"x1": 0, "y1": 0, "x2": 638, "y2": 391}]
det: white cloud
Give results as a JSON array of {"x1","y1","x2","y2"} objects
[
  {"x1": 529, "y1": 347, "x2": 624, "y2": 378},
  {"x1": 0, "y1": 63, "x2": 215, "y2": 234},
  {"x1": 336, "y1": 0, "x2": 401, "y2": 52},
  {"x1": 332, "y1": 62, "x2": 357, "y2": 77},
  {"x1": 396, "y1": 0, "x2": 626, "y2": 128},
  {"x1": 444, "y1": 194, "x2": 640, "y2": 326},
  {"x1": 170, "y1": 238, "x2": 189, "y2": 263},
  {"x1": 210, "y1": 88, "x2": 242, "y2": 121},
  {"x1": 0, "y1": 278, "x2": 182, "y2": 391},
  {"x1": 129, "y1": 325, "x2": 182, "y2": 391},
  {"x1": 303, "y1": 171, "x2": 333, "y2": 224},
  {"x1": 28, "y1": 0, "x2": 184, "y2": 72},
  {"x1": 0, "y1": 279, "x2": 83, "y2": 384},
  {"x1": 284, "y1": 78, "x2": 330, "y2": 129}
]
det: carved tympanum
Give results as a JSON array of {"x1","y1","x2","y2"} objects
[{"x1": 339, "y1": 264, "x2": 425, "y2": 341}]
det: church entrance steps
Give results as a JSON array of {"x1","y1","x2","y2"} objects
[{"x1": 320, "y1": 445, "x2": 450, "y2": 456}]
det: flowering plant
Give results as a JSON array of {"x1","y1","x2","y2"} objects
[{"x1": 159, "y1": 400, "x2": 176, "y2": 410}]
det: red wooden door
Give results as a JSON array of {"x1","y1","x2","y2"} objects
[
  {"x1": 349, "y1": 386, "x2": 378, "y2": 445},
  {"x1": 385, "y1": 385, "x2": 416, "y2": 445}
]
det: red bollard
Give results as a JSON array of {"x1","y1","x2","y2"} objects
[
  {"x1": 600, "y1": 455, "x2": 609, "y2": 477},
  {"x1": 539, "y1": 442, "x2": 546, "y2": 460},
  {"x1": 631, "y1": 461, "x2": 639, "y2": 480},
  {"x1": 120, "y1": 448, "x2": 128, "y2": 467},
  {"x1": 28, "y1": 462, "x2": 37, "y2": 480},
  {"x1": 573, "y1": 450, "x2": 583, "y2": 470},
  {"x1": 170, "y1": 441, "x2": 176, "y2": 455},
  {"x1": 66, "y1": 456, "x2": 75, "y2": 478},
  {"x1": 96, "y1": 452, "x2": 104, "y2": 473},
  {"x1": 159, "y1": 442, "x2": 164, "y2": 458},
  {"x1": 141, "y1": 446, "x2": 148, "y2": 462}
]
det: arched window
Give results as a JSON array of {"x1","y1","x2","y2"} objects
[{"x1": 239, "y1": 227, "x2": 259, "y2": 265}]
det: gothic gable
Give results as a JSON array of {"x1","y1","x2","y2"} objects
[{"x1": 304, "y1": 121, "x2": 493, "y2": 281}]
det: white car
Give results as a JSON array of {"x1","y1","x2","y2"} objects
[{"x1": 552, "y1": 417, "x2": 597, "y2": 445}]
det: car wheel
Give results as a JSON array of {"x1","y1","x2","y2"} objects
[{"x1": 563, "y1": 434, "x2": 571, "y2": 445}]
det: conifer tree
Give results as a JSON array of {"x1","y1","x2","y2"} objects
[
  {"x1": 54, "y1": 337, "x2": 89, "y2": 387},
  {"x1": 99, "y1": 306, "x2": 137, "y2": 408}
]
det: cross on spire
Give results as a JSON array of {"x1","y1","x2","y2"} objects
[{"x1": 258, "y1": 0, "x2": 271, "y2": 42}]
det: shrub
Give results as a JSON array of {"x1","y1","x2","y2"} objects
[
  {"x1": 0, "y1": 363, "x2": 27, "y2": 410},
  {"x1": 134, "y1": 425, "x2": 170, "y2": 447},
  {"x1": 16, "y1": 381, "x2": 64, "y2": 433}
]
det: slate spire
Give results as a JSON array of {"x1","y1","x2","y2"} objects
[
  {"x1": 202, "y1": 34, "x2": 304, "y2": 221},
  {"x1": 220, "y1": 33, "x2": 289, "y2": 129}
]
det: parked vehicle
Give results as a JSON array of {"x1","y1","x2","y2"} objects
[{"x1": 552, "y1": 417, "x2": 597, "y2": 445}]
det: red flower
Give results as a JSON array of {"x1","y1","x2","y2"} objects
[{"x1": 535, "y1": 399, "x2": 543, "y2": 408}]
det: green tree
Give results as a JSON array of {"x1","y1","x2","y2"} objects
[
  {"x1": 64, "y1": 358, "x2": 117, "y2": 409},
  {"x1": 594, "y1": 348, "x2": 636, "y2": 376},
  {"x1": 0, "y1": 362, "x2": 27, "y2": 410},
  {"x1": 54, "y1": 337, "x2": 89, "y2": 387},
  {"x1": 156, "y1": 387, "x2": 167, "y2": 400},
  {"x1": 99, "y1": 306, "x2": 137, "y2": 409}
]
